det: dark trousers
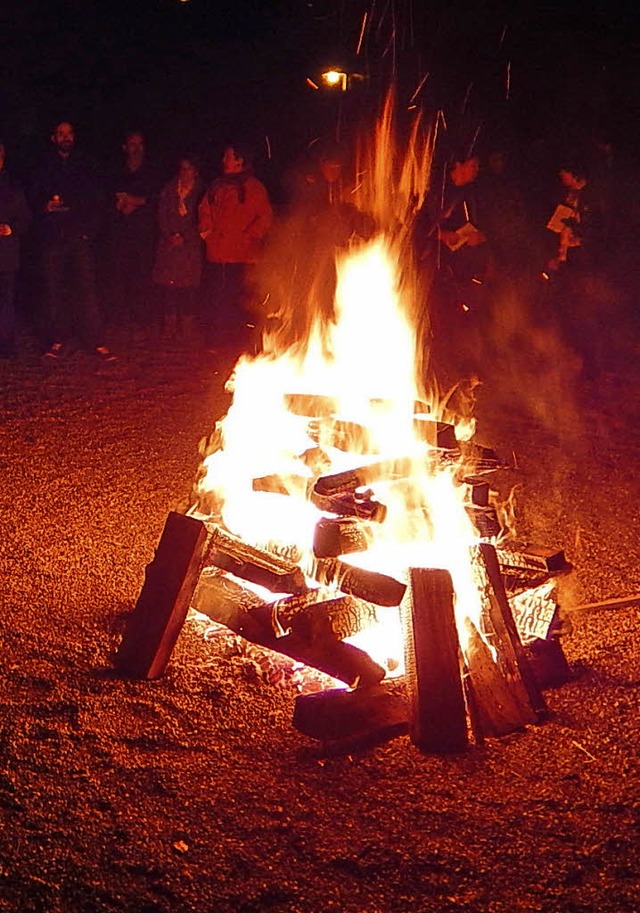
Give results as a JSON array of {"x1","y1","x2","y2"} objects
[
  {"x1": 202, "y1": 261, "x2": 256, "y2": 352},
  {"x1": 41, "y1": 237, "x2": 103, "y2": 348},
  {"x1": 0, "y1": 271, "x2": 16, "y2": 356}
]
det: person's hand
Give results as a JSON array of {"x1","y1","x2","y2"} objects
[{"x1": 0, "y1": 223, "x2": 12, "y2": 236}]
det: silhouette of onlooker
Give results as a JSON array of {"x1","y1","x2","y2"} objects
[
  {"x1": 103, "y1": 130, "x2": 161, "y2": 330},
  {"x1": 29, "y1": 121, "x2": 115, "y2": 361},
  {"x1": 0, "y1": 137, "x2": 30, "y2": 358},
  {"x1": 152, "y1": 154, "x2": 205, "y2": 341},
  {"x1": 198, "y1": 142, "x2": 273, "y2": 355}
]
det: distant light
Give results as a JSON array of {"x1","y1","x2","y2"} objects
[{"x1": 321, "y1": 69, "x2": 348, "y2": 91}]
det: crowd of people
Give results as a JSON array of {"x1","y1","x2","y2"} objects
[{"x1": 0, "y1": 118, "x2": 636, "y2": 381}]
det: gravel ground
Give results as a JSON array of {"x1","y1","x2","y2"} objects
[{"x1": 0, "y1": 326, "x2": 638, "y2": 913}]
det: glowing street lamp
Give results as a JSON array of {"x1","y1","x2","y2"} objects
[{"x1": 321, "y1": 69, "x2": 348, "y2": 91}]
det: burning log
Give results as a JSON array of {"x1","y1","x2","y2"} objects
[
  {"x1": 252, "y1": 474, "x2": 310, "y2": 497},
  {"x1": 497, "y1": 544, "x2": 571, "y2": 573},
  {"x1": 310, "y1": 487, "x2": 387, "y2": 523},
  {"x1": 193, "y1": 571, "x2": 379, "y2": 642},
  {"x1": 116, "y1": 512, "x2": 210, "y2": 679},
  {"x1": 313, "y1": 516, "x2": 374, "y2": 558},
  {"x1": 477, "y1": 543, "x2": 548, "y2": 722},
  {"x1": 401, "y1": 568, "x2": 468, "y2": 755},
  {"x1": 459, "y1": 440, "x2": 511, "y2": 473},
  {"x1": 314, "y1": 457, "x2": 424, "y2": 496},
  {"x1": 292, "y1": 684, "x2": 408, "y2": 744},
  {"x1": 314, "y1": 557, "x2": 406, "y2": 607},
  {"x1": 204, "y1": 523, "x2": 308, "y2": 595},
  {"x1": 413, "y1": 417, "x2": 458, "y2": 451},
  {"x1": 462, "y1": 619, "x2": 533, "y2": 737},
  {"x1": 192, "y1": 569, "x2": 385, "y2": 685}
]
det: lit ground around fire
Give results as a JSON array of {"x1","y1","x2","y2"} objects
[{"x1": 0, "y1": 328, "x2": 638, "y2": 913}]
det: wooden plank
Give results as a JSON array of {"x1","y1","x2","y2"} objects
[
  {"x1": 292, "y1": 685, "x2": 408, "y2": 743},
  {"x1": 463, "y1": 619, "x2": 533, "y2": 737},
  {"x1": 478, "y1": 543, "x2": 547, "y2": 721},
  {"x1": 401, "y1": 567, "x2": 468, "y2": 754},
  {"x1": 115, "y1": 512, "x2": 210, "y2": 679}
]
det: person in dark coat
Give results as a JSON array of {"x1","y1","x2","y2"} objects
[
  {"x1": 152, "y1": 154, "x2": 205, "y2": 341},
  {"x1": 0, "y1": 138, "x2": 30, "y2": 358},
  {"x1": 29, "y1": 121, "x2": 115, "y2": 360},
  {"x1": 103, "y1": 130, "x2": 162, "y2": 330}
]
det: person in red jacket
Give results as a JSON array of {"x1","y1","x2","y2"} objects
[{"x1": 198, "y1": 142, "x2": 272, "y2": 355}]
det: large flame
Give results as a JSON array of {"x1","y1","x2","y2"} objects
[{"x1": 194, "y1": 93, "x2": 485, "y2": 675}]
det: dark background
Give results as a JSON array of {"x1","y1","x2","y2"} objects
[{"x1": 1, "y1": 0, "x2": 640, "y2": 183}]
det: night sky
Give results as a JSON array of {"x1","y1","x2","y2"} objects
[{"x1": 1, "y1": 0, "x2": 640, "y2": 178}]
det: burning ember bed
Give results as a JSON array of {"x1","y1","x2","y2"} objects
[{"x1": 116, "y1": 97, "x2": 574, "y2": 754}]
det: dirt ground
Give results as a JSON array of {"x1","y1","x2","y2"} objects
[{"x1": 0, "y1": 324, "x2": 638, "y2": 913}]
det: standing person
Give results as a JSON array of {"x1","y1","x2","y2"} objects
[
  {"x1": 30, "y1": 120, "x2": 115, "y2": 361},
  {"x1": 104, "y1": 130, "x2": 161, "y2": 331},
  {"x1": 152, "y1": 154, "x2": 205, "y2": 341},
  {"x1": 198, "y1": 142, "x2": 272, "y2": 355},
  {"x1": 0, "y1": 137, "x2": 31, "y2": 359}
]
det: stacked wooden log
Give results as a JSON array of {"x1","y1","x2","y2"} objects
[{"x1": 115, "y1": 396, "x2": 573, "y2": 756}]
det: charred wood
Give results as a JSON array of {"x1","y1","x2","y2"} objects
[
  {"x1": 463, "y1": 619, "x2": 533, "y2": 737},
  {"x1": 314, "y1": 558, "x2": 406, "y2": 607},
  {"x1": 401, "y1": 568, "x2": 468, "y2": 754},
  {"x1": 478, "y1": 543, "x2": 548, "y2": 721},
  {"x1": 413, "y1": 417, "x2": 458, "y2": 451},
  {"x1": 314, "y1": 457, "x2": 425, "y2": 497},
  {"x1": 204, "y1": 524, "x2": 308, "y2": 595},
  {"x1": 116, "y1": 512, "x2": 210, "y2": 679},
  {"x1": 292, "y1": 685, "x2": 408, "y2": 743},
  {"x1": 523, "y1": 637, "x2": 571, "y2": 689},
  {"x1": 313, "y1": 516, "x2": 374, "y2": 558},
  {"x1": 192, "y1": 571, "x2": 383, "y2": 684},
  {"x1": 310, "y1": 487, "x2": 387, "y2": 523}
]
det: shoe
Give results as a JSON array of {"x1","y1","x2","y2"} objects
[
  {"x1": 43, "y1": 342, "x2": 65, "y2": 360},
  {"x1": 95, "y1": 345, "x2": 117, "y2": 362}
]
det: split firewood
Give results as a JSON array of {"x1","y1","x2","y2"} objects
[
  {"x1": 462, "y1": 619, "x2": 533, "y2": 737},
  {"x1": 193, "y1": 570, "x2": 379, "y2": 644},
  {"x1": 313, "y1": 557, "x2": 406, "y2": 607},
  {"x1": 265, "y1": 590, "x2": 380, "y2": 642},
  {"x1": 312, "y1": 515, "x2": 375, "y2": 558},
  {"x1": 203, "y1": 523, "x2": 308, "y2": 595},
  {"x1": 413, "y1": 417, "x2": 458, "y2": 451},
  {"x1": 192, "y1": 568, "x2": 385, "y2": 686},
  {"x1": 310, "y1": 487, "x2": 387, "y2": 523},
  {"x1": 116, "y1": 512, "x2": 211, "y2": 679},
  {"x1": 292, "y1": 684, "x2": 408, "y2": 743},
  {"x1": 477, "y1": 543, "x2": 547, "y2": 721},
  {"x1": 314, "y1": 457, "x2": 425, "y2": 497},
  {"x1": 401, "y1": 567, "x2": 468, "y2": 754},
  {"x1": 496, "y1": 544, "x2": 573, "y2": 575}
]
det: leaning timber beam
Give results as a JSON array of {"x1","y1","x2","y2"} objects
[
  {"x1": 478, "y1": 543, "x2": 548, "y2": 721},
  {"x1": 401, "y1": 567, "x2": 469, "y2": 754},
  {"x1": 116, "y1": 512, "x2": 210, "y2": 679}
]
